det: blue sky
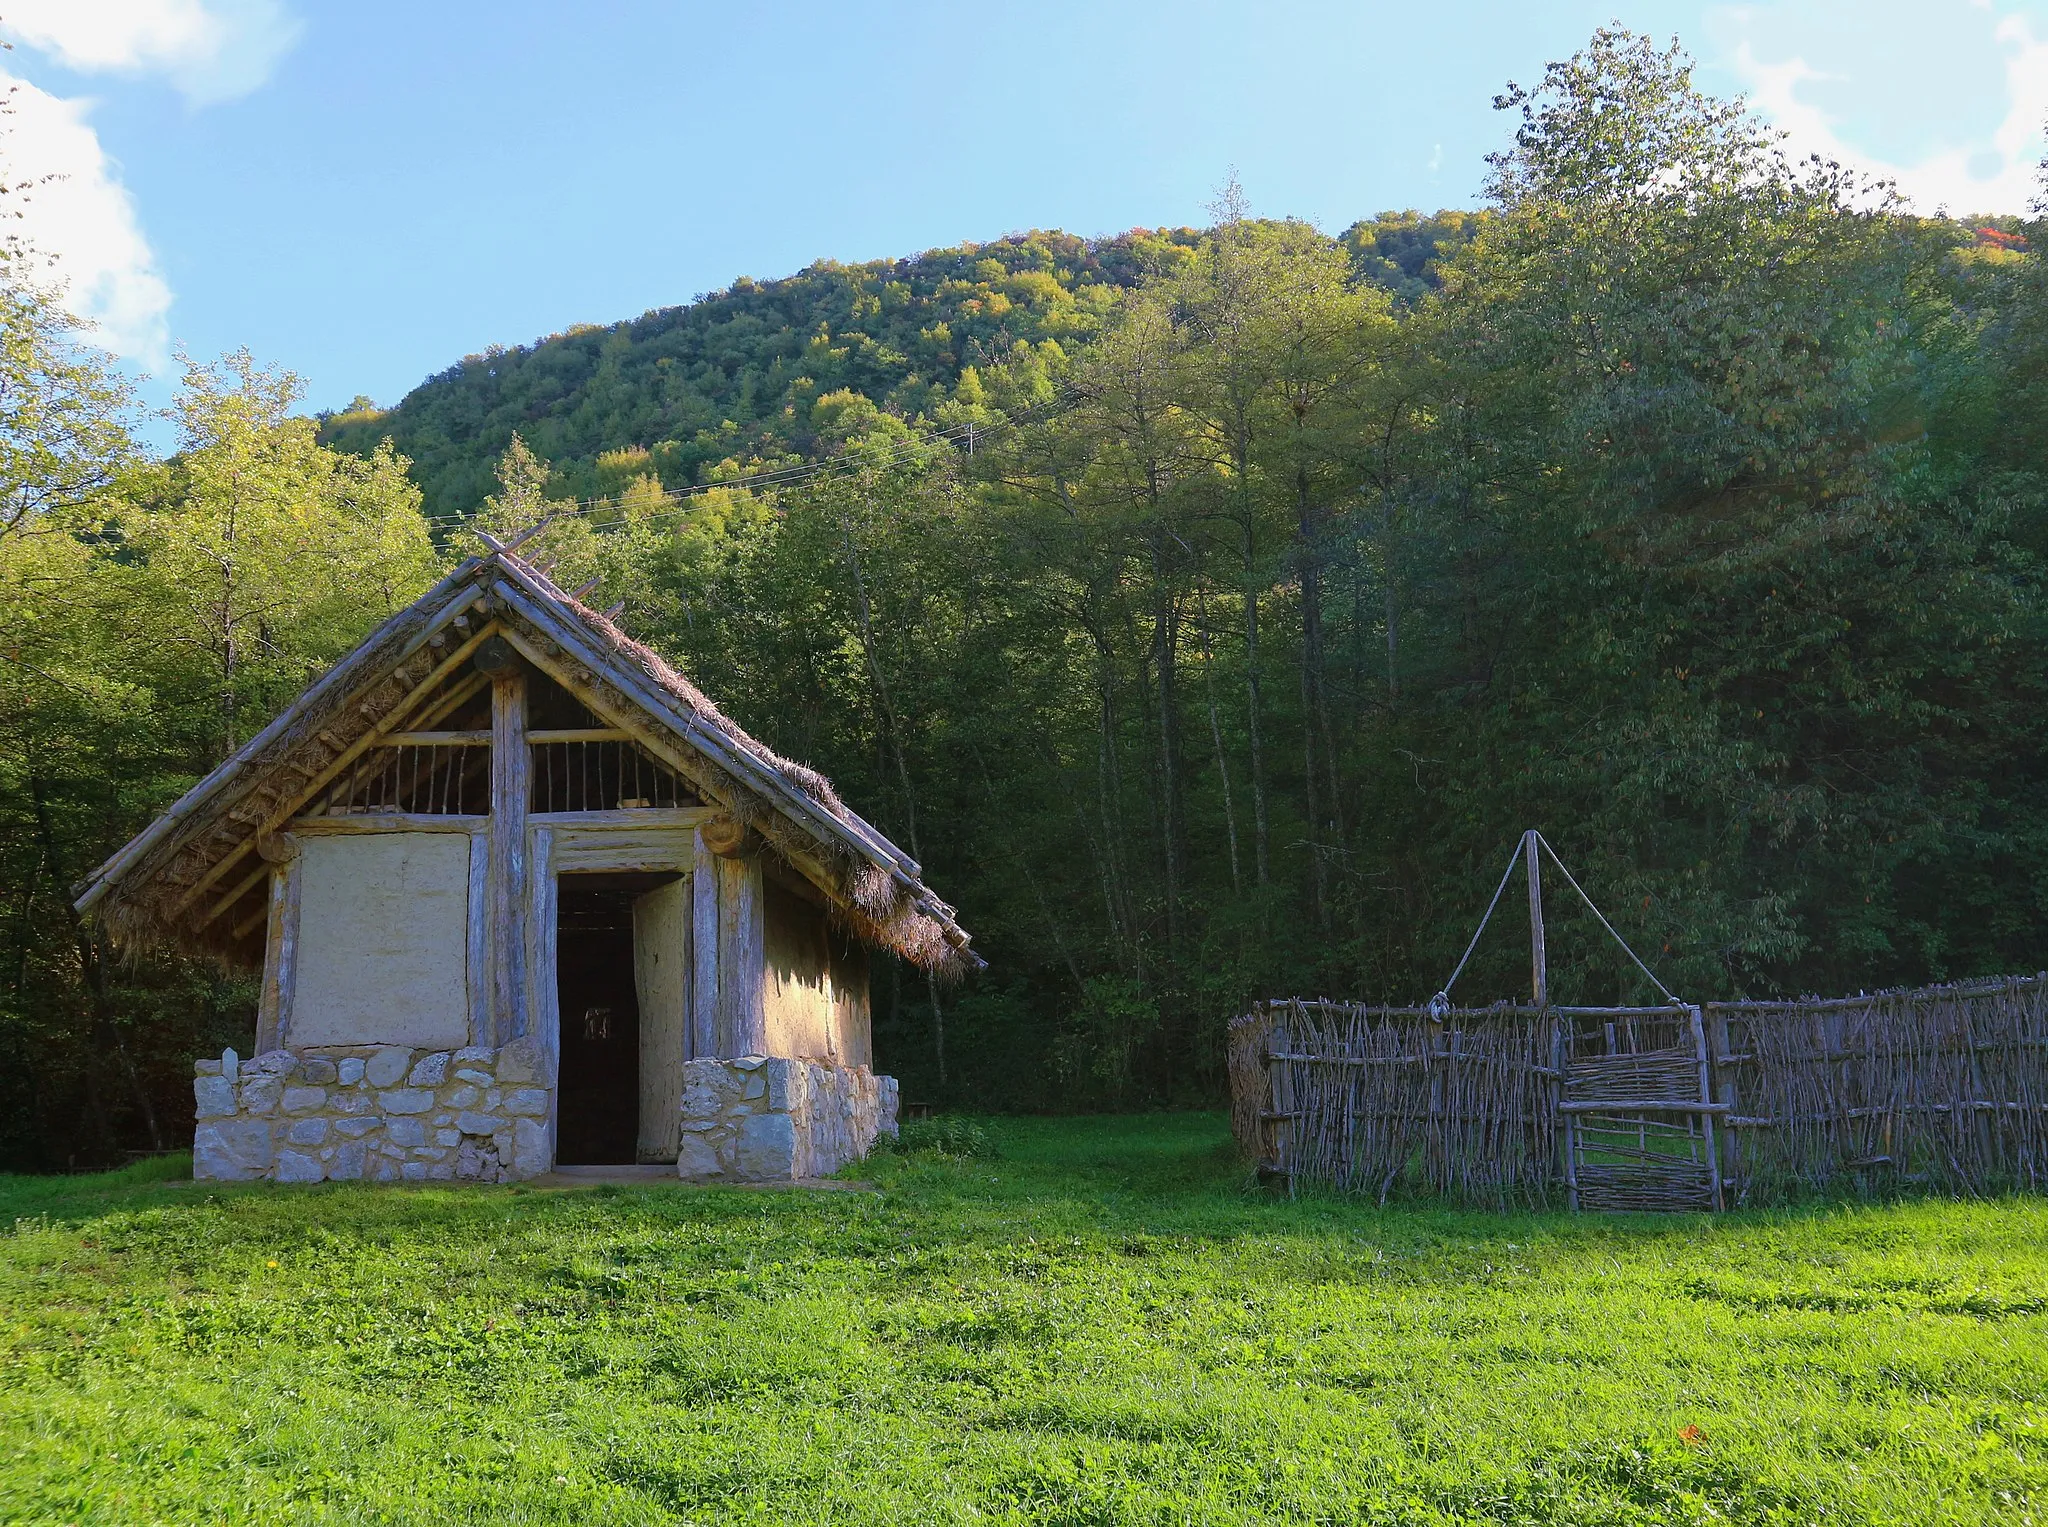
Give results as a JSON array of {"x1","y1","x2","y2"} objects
[{"x1": 6, "y1": 1, "x2": 2047, "y2": 427}]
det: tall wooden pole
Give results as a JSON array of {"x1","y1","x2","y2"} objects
[
  {"x1": 488, "y1": 663, "x2": 529, "y2": 1045},
  {"x1": 1525, "y1": 828, "x2": 1548, "y2": 1007}
]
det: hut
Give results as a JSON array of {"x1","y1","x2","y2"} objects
[{"x1": 72, "y1": 537, "x2": 978, "y2": 1184}]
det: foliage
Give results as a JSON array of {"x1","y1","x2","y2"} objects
[
  {"x1": 1, "y1": 1114, "x2": 2044, "y2": 1522},
  {"x1": 10, "y1": 25, "x2": 2048, "y2": 1154},
  {"x1": 0, "y1": 345, "x2": 440, "y2": 1171}
]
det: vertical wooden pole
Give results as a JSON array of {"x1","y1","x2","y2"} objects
[
  {"x1": 1706, "y1": 1004, "x2": 1739, "y2": 1205},
  {"x1": 716, "y1": 851, "x2": 766, "y2": 1057},
  {"x1": 1689, "y1": 1004, "x2": 1723, "y2": 1211},
  {"x1": 691, "y1": 832, "x2": 719, "y2": 1061},
  {"x1": 1525, "y1": 829, "x2": 1548, "y2": 1008},
  {"x1": 489, "y1": 668, "x2": 529, "y2": 1045},
  {"x1": 256, "y1": 848, "x2": 302, "y2": 1054}
]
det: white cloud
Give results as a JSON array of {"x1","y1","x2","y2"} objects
[
  {"x1": 4, "y1": 0, "x2": 301, "y2": 107},
  {"x1": 1733, "y1": 14, "x2": 2048, "y2": 214},
  {"x1": 0, "y1": 3, "x2": 302, "y2": 366},
  {"x1": 0, "y1": 74, "x2": 171, "y2": 365}
]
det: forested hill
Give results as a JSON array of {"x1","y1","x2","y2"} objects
[{"x1": 319, "y1": 211, "x2": 1479, "y2": 517}]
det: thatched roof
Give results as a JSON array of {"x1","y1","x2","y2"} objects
[{"x1": 72, "y1": 542, "x2": 980, "y2": 977}]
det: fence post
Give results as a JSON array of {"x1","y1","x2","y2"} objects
[
  {"x1": 1687, "y1": 1004, "x2": 1723, "y2": 1211},
  {"x1": 1705, "y1": 1004, "x2": 1739, "y2": 1204},
  {"x1": 1268, "y1": 1008, "x2": 1296, "y2": 1197}
]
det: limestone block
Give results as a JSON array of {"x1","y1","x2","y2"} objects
[
  {"x1": 435, "y1": 1128, "x2": 461, "y2": 1146},
  {"x1": 368, "y1": 1155, "x2": 401, "y2": 1182},
  {"x1": 337, "y1": 1057, "x2": 366, "y2": 1086},
  {"x1": 385, "y1": 1117, "x2": 427, "y2": 1148},
  {"x1": 332, "y1": 1117, "x2": 381, "y2": 1138},
  {"x1": 331, "y1": 1091, "x2": 372, "y2": 1115},
  {"x1": 195, "y1": 1059, "x2": 222, "y2": 1077},
  {"x1": 330, "y1": 1142, "x2": 368, "y2": 1180},
  {"x1": 300, "y1": 1058, "x2": 339, "y2": 1085},
  {"x1": 193, "y1": 1120, "x2": 272, "y2": 1181},
  {"x1": 246, "y1": 1050, "x2": 296, "y2": 1076},
  {"x1": 193, "y1": 1075, "x2": 238, "y2": 1120},
  {"x1": 733, "y1": 1055, "x2": 765, "y2": 1071},
  {"x1": 275, "y1": 1149, "x2": 324, "y2": 1183},
  {"x1": 454, "y1": 1045, "x2": 495, "y2": 1069},
  {"x1": 378, "y1": 1089, "x2": 434, "y2": 1114},
  {"x1": 433, "y1": 1111, "x2": 453, "y2": 1125},
  {"x1": 512, "y1": 1117, "x2": 549, "y2": 1176},
  {"x1": 743, "y1": 1073, "x2": 767, "y2": 1101},
  {"x1": 400, "y1": 1161, "x2": 428, "y2": 1181},
  {"x1": 484, "y1": 1086, "x2": 502, "y2": 1108},
  {"x1": 238, "y1": 1077, "x2": 282, "y2": 1116},
  {"x1": 376, "y1": 1140, "x2": 406, "y2": 1159},
  {"x1": 426, "y1": 1161, "x2": 455, "y2": 1180},
  {"x1": 282, "y1": 1087, "x2": 327, "y2": 1114},
  {"x1": 492, "y1": 1130, "x2": 513, "y2": 1161},
  {"x1": 364, "y1": 1048, "x2": 412, "y2": 1088},
  {"x1": 407, "y1": 1052, "x2": 450, "y2": 1087},
  {"x1": 443, "y1": 1084, "x2": 479, "y2": 1110},
  {"x1": 455, "y1": 1068, "x2": 491, "y2": 1085},
  {"x1": 502, "y1": 1087, "x2": 548, "y2": 1117},
  {"x1": 287, "y1": 1117, "x2": 330, "y2": 1147},
  {"x1": 221, "y1": 1048, "x2": 239, "y2": 1083},
  {"x1": 735, "y1": 1112, "x2": 798, "y2": 1179},
  {"x1": 496, "y1": 1037, "x2": 550, "y2": 1085},
  {"x1": 456, "y1": 1110, "x2": 504, "y2": 1137},
  {"x1": 763, "y1": 1058, "x2": 799, "y2": 1112},
  {"x1": 675, "y1": 1132, "x2": 722, "y2": 1178},
  {"x1": 679, "y1": 1063, "x2": 734, "y2": 1120}
]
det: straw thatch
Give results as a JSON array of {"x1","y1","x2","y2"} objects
[{"x1": 72, "y1": 547, "x2": 979, "y2": 977}]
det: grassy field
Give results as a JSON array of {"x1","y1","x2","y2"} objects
[{"x1": 2, "y1": 1114, "x2": 2045, "y2": 1525}]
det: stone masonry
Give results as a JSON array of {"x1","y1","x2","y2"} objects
[
  {"x1": 192, "y1": 1038, "x2": 553, "y2": 1183},
  {"x1": 675, "y1": 1057, "x2": 897, "y2": 1181}
]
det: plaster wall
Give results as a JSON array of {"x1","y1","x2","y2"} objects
[
  {"x1": 292, "y1": 832, "x2": 472, "y2": 1048},
  {"x1": 762, "y1": 879, "x2": 871, "y2": 1066}
]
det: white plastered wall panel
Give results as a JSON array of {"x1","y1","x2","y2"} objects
[{"x1": 291, "y1": 832, "x2": 472, "y2": 1048}]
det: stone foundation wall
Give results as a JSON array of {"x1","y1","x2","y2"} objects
[
  {"x1": 675, "y1": 1057, "x2": 897, "y2": 1181},
  {"x1": 192, "y1": 1038, "x2": 554, "y2": 1183}
]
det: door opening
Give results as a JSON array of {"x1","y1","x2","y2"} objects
[{"x1": 554, "y1": 871, "x2": 682, "y2": 1164}]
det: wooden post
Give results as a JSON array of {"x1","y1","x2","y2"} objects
[
  {"x1": 488, "y1": 667, "x2": 529, "y2": 1045},
  {"x1": 1689, "y1": 1004, "x2": 1723, "y2": 1211},
  {"x1": 1706, "y1": 1004, "x2": 1739, "y2": 1204},
  {"x1": 255, "y1": 849, "x2": 302, "y2": 1054},
  {"x1": 715, "y1": 851, "x2": 766, "y2": 1056},
  {"x1": 1525, "y1": 829, "x2": 1548, "y2": 1008},
  {"x1": 691, "y1": 832, "x2": 719, "y2": 1061}
]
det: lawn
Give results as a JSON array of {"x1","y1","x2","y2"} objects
[{"x1": 1, "y1": 1114, "x2": 2044, "y2": 1525}]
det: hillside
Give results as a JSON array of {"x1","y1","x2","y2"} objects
[{"x1": 319, "y1": 213, "x2": 1480, "y2": 518}]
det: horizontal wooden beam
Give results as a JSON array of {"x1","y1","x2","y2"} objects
[
  {"x1": 385, "y1": 730, "x2": 490, "y2": 746},
  {"x1": 530, "y1": 806, "x2": 714, "y2": 828},
  {"x1": 1558, "y1": 1100, "x2": 1731, "y2": 1115},
  {"x1": 529, "y1": 727, "x2": 630, "y2": 744},
  {"x1": 291, "y1": 813, "x2": 488, "y2": 834}
]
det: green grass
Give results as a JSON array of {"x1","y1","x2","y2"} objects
[{"x1": 2, "y1": 1114, "x2": 2045, "y2": 1525}]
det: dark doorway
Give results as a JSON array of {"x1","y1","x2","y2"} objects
[{"x1": 554, "y1": 872, "x2": 676, "y2": 1164}]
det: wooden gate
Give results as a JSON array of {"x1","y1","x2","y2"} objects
[{"x1": 1558, "y1": 1005, "x2": 1723, "y2": 1211}]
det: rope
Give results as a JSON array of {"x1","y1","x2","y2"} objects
[
  {"x1": 1536, "y1": 831, "x2": 1681, "y2": 1006},
  {"x1": 1430, "y1": 838, "x2": 1525, "y2": 1013}
]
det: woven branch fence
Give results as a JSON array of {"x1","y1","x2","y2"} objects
[{"x1": 1231, "y1": 974, "x2": 2048, "y2": 1209}]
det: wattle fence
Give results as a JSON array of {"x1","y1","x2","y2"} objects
[{"x1": 1229, "y1": 974, "x2": 2048, "y2": 1209}]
